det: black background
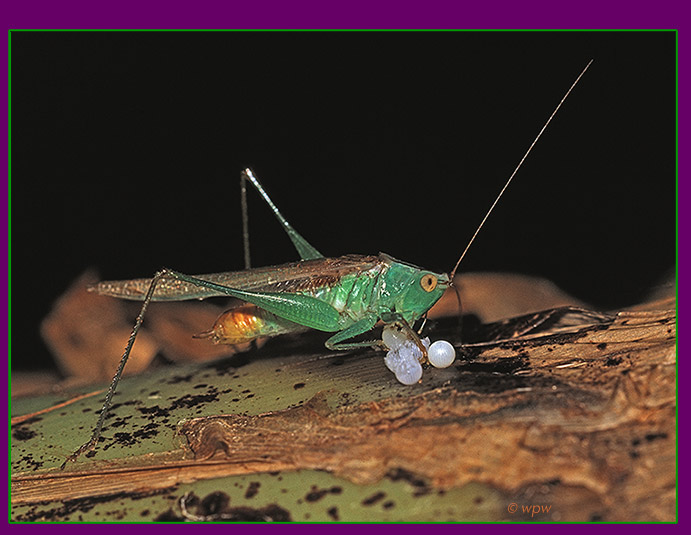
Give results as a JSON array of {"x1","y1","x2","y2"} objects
[{"x1": 11, "y1": 31, "x2": 676, "y2": 372}]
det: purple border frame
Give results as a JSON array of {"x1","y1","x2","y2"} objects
[{"x1": 3, "y1": 1, "x2": 681, "y2": 532}]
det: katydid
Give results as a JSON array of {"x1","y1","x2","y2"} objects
[{"x1": 62, "y1": 60, "x2": 592, "y2": 467}]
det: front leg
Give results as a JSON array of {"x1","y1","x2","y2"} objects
[{"x1": 324, "y1": 313, "x2": 380, "y2": 351}]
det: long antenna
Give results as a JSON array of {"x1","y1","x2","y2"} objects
[{"x1": 449, "y1": 59, "x2": 593, "y2": 280}]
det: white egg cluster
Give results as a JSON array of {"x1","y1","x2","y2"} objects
[
  {"x1": 382, "y1": 325, "x2": 457, "y2": 385},
  {"x1": 382, "y1": 326, "x2": 429, "y2": 385}
]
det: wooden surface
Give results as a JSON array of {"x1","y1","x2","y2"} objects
[{"x1": 11, "y1": 274, "x2": 676, "y2": 522}]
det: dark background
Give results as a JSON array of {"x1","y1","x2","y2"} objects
[{"x1": 11, "y1": 31, "x2": 676, "y2": 372}]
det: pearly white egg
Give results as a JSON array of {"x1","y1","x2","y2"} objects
[{"x1": 428, "y1": 340, "x2": 456, "y2": 368}]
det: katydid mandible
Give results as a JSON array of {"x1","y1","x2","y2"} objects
[{"x1": 62, "y1": 60, "x2": 592, "y2": 467}]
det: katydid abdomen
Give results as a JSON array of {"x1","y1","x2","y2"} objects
[{"x1": 196, "y1": 304, "x2": 309, "y2": 344}]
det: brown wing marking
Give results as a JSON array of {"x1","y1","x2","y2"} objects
[{"x1": 89, "y1": 254, "x2": 385, "y2": 301}]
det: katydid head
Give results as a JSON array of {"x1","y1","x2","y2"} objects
[
  {"x1": 399, "y1": 270, "x2": 450, "y2": 322},
  {"x1": 382, "y1": 256, "x2": 450, "y2": 324}
]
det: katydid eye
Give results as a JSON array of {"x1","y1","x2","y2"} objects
[{"x1": 420, "y1": 274, "x2": 437, "y2": 292}]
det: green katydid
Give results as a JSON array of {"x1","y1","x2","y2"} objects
[{"x1": 62, "y1": 60, "x2": 592, "y2": 467}]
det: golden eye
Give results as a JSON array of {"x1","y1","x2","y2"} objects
[{"x1": 420, "y1": 274, "x2": 437, "y2": 292}]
